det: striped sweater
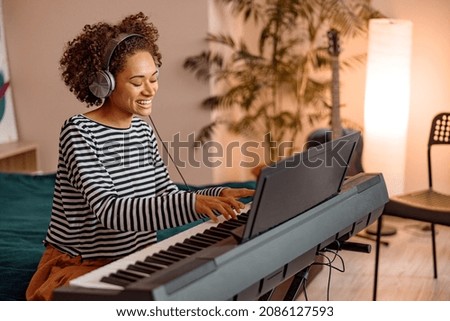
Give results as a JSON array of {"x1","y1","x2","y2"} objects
[{"x1": 45, "y1": 114, "x2": 223, "y2": 259}]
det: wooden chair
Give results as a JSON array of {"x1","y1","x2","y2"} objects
[{"x1": 373, "y1": 112, "x2": 450, "y2": 300}]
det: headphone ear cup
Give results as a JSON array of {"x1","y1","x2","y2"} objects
[{"x1": 89, "y1": 70, "x2": 115, "y2": 98}]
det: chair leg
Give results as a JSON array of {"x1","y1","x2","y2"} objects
[
  {"x1": 373, "y1": 215, "x2": 383, "y2": 301},
  {"x1": 431, "y1": 223, "x2": 438, "y2": 279}
]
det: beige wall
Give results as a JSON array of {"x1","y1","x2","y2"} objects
[
  {"x1": 2, "y1": 0, "x2": 450, "y2": 192},
  {"x1": 2, "y1": 0, "x2": 213, "y2": 185}
]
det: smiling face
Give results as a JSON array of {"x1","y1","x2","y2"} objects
[{"x1": 103, "y1": 50, "x2": 159, "y2": 120}]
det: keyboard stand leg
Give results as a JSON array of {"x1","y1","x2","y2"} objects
[{"x1": 283, "y1": 266, "x2": 311, "y2": 301}]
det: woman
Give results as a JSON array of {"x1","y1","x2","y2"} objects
[{"x1": 26, "y1": 12, "x2": 253, "y2": 300}]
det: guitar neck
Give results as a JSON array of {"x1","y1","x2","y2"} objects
[{"x1": 330, "y1": 56, "x2": 342, "y2": 139}]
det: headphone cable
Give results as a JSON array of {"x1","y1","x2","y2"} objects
[{"x1": 148, "y1": 115, "x2": 192, "y2": 192}]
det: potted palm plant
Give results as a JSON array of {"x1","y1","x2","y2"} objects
[{"x1": 184, "y1": 0, "x2": 384, "y2": 168}]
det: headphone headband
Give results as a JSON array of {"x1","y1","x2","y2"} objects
[
  {"x1": 89, "y1": 33, "x2": 144, "y2": 99},
  {"x1": 102, "y1": 33, "x2": 144, "y2": 70}
]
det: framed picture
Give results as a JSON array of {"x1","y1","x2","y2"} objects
[{"x1": 0, "y1": 3, "x2": 18, "y2": 144}]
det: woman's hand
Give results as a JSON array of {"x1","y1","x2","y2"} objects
[
  {"x1": 195, "y1": 188, "x2": 254, "y2": 222},
  {"x1": 219, "y1": 187, "x2": 255, "y2": 200}
]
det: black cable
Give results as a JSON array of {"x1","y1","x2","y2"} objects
[
  {"x1": 322, "y1": 249, "x2": 346, "y2": 273},
  {"x1": 312, "y1": 249, "x2": 346, "y2": 301},
  {"x1": 317, "y1": 253, "x2": 333, "y2": 301},
  {"x1": 148, "y1": 115, "x2": 192, "y2": 191}
]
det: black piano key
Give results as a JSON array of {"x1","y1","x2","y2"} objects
[
  {"x1": 184, "y1": 237, "x2": 213, "y2": 248},
  {"x1": 167, "y1": 243, "x2": 199, "y2": 255},
  {"x1": 116, "y1": 269, "x2": 146, "y2": 281},
  {"x1": 239, "y1": 212, "x2": 249, "y2": 221},
  {"x1": 217, "y1": 222, "x2": 239, "y2": 230},
  {"x1": 136, "y1": 260, "x2": 166, "y2": 271},
  {"x1": 144, "y1": 256, "x2": 172, "y2": 267},
  {"x1": 181, "y1": 240, "x2": 207, "y2": 249},
  {"x1": 203, "y1": 228, "x2": 229, "y2": 239},
  {"x1": 196, "y1": 231, "x2": 223, "y2": 242},
  {"x1": 194, "y1": 232, "x2": 223, "y2": 242},
  {"x1": 190, "y1": 234, "x2": 216, "y2": 244},
  {"x1": 167, "y1": 245, "x2": 196, "y2": 256},
  {"x1": 220, "y1": 224, "x2": 240, "y2": 233},
  {"x1": 101, "y1": 270, "x2": 138, "y2": 287},
  {"x1": 192, "y1": 234, "x2": 221, "y2": 244},
  {"x1": 153, "y1": 251, "x2": 183, "y2": 263},
  {"x1": 101, "y1": 275, "x2": 131, "y2": 287},
  {"x1": 127, "y1": 262, "x2": 158, "y2": 275},
  {"x1": 215, "y1": 222, "x2": 231, "y2": 230},
  {"x1": 222, "y1": 219, "x2": 244, "y2": 228},
  {"x1": 178, "y1": 241, "x2": 204, "y2": 252},
  {"x1": 233, "y1": 217, "x2": 246, "y2": 224},
  {"x1": 210, "y1": 226, "x2": 234, "y2": 237},
  {"x1": 159, "y1": 250, "x2": 188, "y2": 260}
]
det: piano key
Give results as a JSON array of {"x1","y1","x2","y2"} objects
[
  {"x1": 101, "y1": 270, "x2": 139, "y2": 287},
  {"x1": 238, "y1": 212, "x2": 249, "y2": 222},
  {"x1": 193, "y1": 232, "x2": 223, "y2": 243},
  {"x1": 124, "y1": 260, "x2": 167, "y2": 278},
  {"x1": 153, "y1": 251, "x2": 184, "y2": 263},
  {"x1": 116, "y1": 269, "x2": 147, "y2": 281},
  {"x1": 203, "y1": 228, "x2": 229, "y2": 239},
  {"x1": 184, "y1": 237, "x2": 214, "y2": 248},
  {"x1": 137, "y1": 260, "x2": 166, "y2": 270},
  {"x1": 101, "y1": 269, "x2": 146, "y2": 287},
  {"x1": 100, "y1": 275, "x2": 130, "y2": 287},
  {"x1": 179, "y1": 241, "x2": 206, "y2": 251},
  {"x1": 190, "y1": 234, "x2": 220, "y2": 245},
  {"x1": 144, "y1": 256, "x2": 172, "y2": 267},
  {"x1": 158, "y1": 250, "x2": 188, "y2": 260},
  {"x1": 221, "y1": 220, "x2": 244, "y2": 228},
  {"x1": 167, "y1": 243, "x2": 199, "y2": 256},
  {"x1": 127, "y1": 262, "x2": 158, "y2": 275},
  {"x1": 210, "y1": 226, "x2": 235, "y2": 236},
  {"x1": 217, "y1": 222, "x2": 240, "y2": 230}
]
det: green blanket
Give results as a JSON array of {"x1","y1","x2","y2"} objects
[
  {"x1": 0, "y1": 173, "x2": 55, "y2": 301},
  {"x1": 0, "y1": 172, "x2": 255, "y2": 300}
]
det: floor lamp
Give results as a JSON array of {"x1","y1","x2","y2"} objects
[{"x1": 363, "y1": 19, "x2": 413, "y2": 235}]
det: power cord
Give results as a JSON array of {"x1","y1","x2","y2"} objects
[{"x1": 309, "y1": 247, "x2": 346, "y2": 301}]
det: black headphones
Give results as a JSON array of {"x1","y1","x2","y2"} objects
[{"x1": 89, "y1": 33, "x2": 144, "y2": 99}]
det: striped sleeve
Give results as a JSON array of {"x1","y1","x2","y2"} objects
[{"x1": 60, "y1": 118, "x2": 206, "y2": 232}]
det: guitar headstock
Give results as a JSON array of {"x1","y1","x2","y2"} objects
[{"x1": 327, "y1": 28, "x2": 340, "y2": 57}]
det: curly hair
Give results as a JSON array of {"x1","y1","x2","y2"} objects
[{"x1": 59, "y1": 12, "x2": 162, "y2": 107}]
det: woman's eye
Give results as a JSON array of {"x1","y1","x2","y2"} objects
[{"x1": 131, "y1": 82, "x2": 142, "y2": 87}]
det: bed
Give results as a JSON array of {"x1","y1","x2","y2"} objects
[{"x1": 0, "y1": 172, "x2": 255, "y2": 300}]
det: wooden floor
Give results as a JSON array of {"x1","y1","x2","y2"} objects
[{"x1": 297, "y1": 216, "x2": 450, "y2": 301}]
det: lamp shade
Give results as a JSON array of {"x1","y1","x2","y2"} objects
[{"x1": 363, "y1": 19, "x2": 413, "y2": 196}]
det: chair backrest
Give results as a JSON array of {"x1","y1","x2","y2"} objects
[{"x1": 427, "y1": 112, "x2": 450, "y2": 187}]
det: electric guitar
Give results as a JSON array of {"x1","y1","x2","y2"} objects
[{"x1": 306, "y1": 28, "x2": 363, "y2": 176}]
